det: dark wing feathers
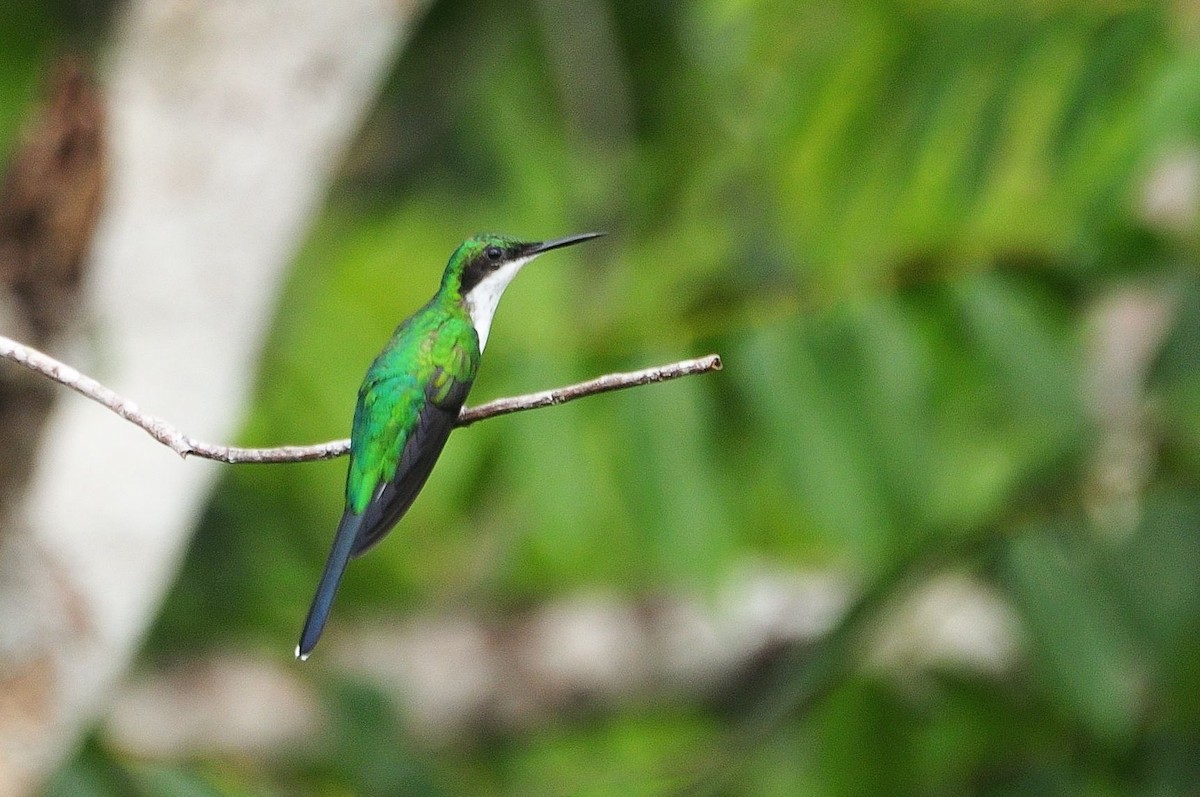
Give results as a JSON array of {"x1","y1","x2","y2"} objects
[
  {"x1": 349, "y1": 402, "x2": 456, "y2": 557},
  {"x1": 348, "y1": 366, "x2": 472, "y2": 558}
]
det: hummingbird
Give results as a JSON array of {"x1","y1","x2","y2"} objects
[{"x1": 297, "y1": 231, "x2": 604, "y2": 659}]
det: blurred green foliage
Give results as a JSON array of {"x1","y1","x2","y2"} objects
[{"x1": 7, "y1": 0, "x2": 1200, "y2": 794}]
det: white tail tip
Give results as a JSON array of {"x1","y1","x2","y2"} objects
[{"x1": 295, "y1": 645, "x2": 309, "y2": 662}]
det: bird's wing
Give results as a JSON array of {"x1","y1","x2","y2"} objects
[
  {"x1": 347, "y1": 366, "x2": 470, "y2": 557},
  {"x1": 346, "y1": 322, "x2": 477, "y2": 557}
]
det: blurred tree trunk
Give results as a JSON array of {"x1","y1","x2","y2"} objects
[
  {"x1": 0, "y1": 1, "x2": 424, "y2": 791},
  {"x1": 0, "y1": 62, "x2": 105, "y2": 533}
]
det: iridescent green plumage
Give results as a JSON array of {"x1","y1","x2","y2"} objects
[
  {"x1": 298, "y1": 232, "x2": 603, "y2": 659},
  {"x1": 345, "y1": 289, "x2": 479, "y2": 520}
]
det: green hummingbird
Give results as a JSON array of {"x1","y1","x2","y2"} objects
[{"x1": 297, "y1": 231, "x2": 604, "y2": 659}]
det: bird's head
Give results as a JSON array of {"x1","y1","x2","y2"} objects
[{"x1": 443, "y1": 231, "x2": 604, "y2": 350}]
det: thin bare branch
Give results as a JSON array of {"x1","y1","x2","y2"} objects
[
  {"x1": 455, "y1": 355, "x2": 722, "y2": 426},
  {"x1": 0, "y1": 334, "x2": 722, "y2": 464}
]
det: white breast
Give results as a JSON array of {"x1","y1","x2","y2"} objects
[{"x1": 463, "y1": 254, "x2": 535, "y2": 351}]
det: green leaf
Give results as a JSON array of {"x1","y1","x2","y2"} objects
[{"x1": 1004, "y1": 526, "x2": 1143, "y2": 745}]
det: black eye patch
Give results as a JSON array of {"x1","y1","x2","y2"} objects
[{"x1": 461, "y1": 248, "x2": 503, "y2": 294}]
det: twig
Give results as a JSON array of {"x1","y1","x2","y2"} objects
[{"x1": 0, "y1": 334, "x2": 722, "y2": 464}]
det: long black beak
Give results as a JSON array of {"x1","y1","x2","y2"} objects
[{"x1": 527, "y1": 231, "x2": 606, "y2": 255}]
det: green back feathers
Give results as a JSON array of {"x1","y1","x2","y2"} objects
[{"x1": 345, "y1": 297, "x2": 480, "y2": 515}]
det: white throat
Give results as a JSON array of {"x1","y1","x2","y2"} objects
[{"x1": 463, "y1": 254, "x2": 536, "y2": 351}]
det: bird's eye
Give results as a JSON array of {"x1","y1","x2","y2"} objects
[{"x1": 485, "y1": 246, "x2": 503, "y2": 261}]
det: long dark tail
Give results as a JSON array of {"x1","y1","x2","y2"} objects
[{"x1": 297, "y1": 509, "x2": 363, "y2": 660}]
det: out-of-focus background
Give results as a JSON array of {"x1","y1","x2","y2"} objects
[{"x1": 1, "y1": 0, "x2": 1198, "y2": 794}]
